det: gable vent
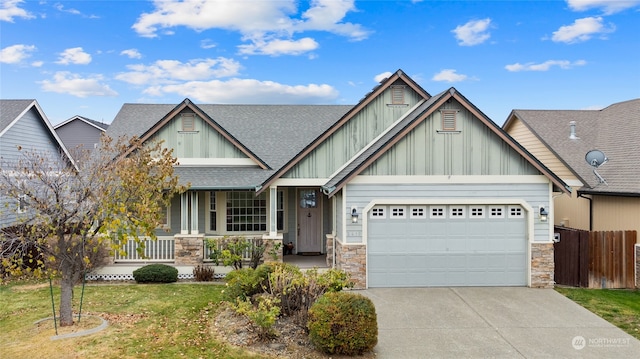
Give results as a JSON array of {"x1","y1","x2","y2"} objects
[
  {"x1": 391, "y1": 85, "x2": 405, "y2": 104},
  {"x1": 441, "y1": 110, "x2": 457, "y2": 131},
  {"x1": 182, "y1": 113, "x2": 195, "y2": 132}
]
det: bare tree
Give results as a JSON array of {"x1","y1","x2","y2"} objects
[{"x1": 0, "y1": 136, "x2": 186, "y2": 326}]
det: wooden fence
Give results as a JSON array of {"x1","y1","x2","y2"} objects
[{"x1": 554, "y1": 227, "x2": 637, "y2": 288}]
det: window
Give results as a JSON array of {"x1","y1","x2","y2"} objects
[
  {"x1": 17, "y1": 194, "x2": 27, "y2": 213},
  {"x1": 371, "y1": 207, "x2": 386, "y2": 219},
  {"x1": 390, "y1": 206, "x2": 406, "y2": 218},
  {"x1": 181, "y1": 113, "x2": 195, "y2": 131},
  {"x1": 209, "y1": 192, "x2": 217, "y2": 231},
  {"x1": 430, "y1": 206, "x2": 445, "y2": 218},
  {"x1": 226, "y1": 191, "x2": 267, "y2": 232},
  {"x1": 159, "y1": 203, "x2": 170, "y2": 228},
  {"x1": 470, "y1": 206, "x2": 484, "y2": 218},
  {"x1": 410, "y1": 206, "x2": 426, "y2": 219},
  {"x1": 450, "y1": 206, "x2": 465, "y2": 218},
  {"x1": 441, "y1": 110, "x2": 457, "y2": 131},
  {"x1": 489, "y1": 206, "x2": 504, "y2": 218},
  {"x1": 509, "y1": 206, "x2": 524, "y2": 218},
  {"x1": 390, "y1": 86, "x2": 405, "y2": 104},
  {"x1": 276, "y1": 190, "x2": 284, "y2": 231}
]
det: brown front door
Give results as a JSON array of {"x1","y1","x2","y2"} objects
[{"x1": 297, "y1": 188, "x2": 322, "y2": 253}]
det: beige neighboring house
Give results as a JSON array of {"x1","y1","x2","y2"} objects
[{"x1": 503, "y1": 98, "x2": 640, "y2": 237}]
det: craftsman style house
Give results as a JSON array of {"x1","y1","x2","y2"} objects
[{"x1": 97, "y1": 70, "x2": 569, "y2": 288}]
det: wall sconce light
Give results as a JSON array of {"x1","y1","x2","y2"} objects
[
  {"x1": 351, "y1": 207, "x2": 359, "y2": 223},
  {"x1": 539, "y1": 206, "x2": 548, "y2": 222}
]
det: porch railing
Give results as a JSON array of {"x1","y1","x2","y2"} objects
[
  {"x1": 114, "y1": 238, "x2": 175, "y2": 262},
  {"x1": 203, "y1": 236, "x2": 260, "y2": 263}
]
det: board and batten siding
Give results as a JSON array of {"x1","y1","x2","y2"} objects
[
  {"x1": 505, "y1": 117, "x2": 578, "y2": 180},
  {"x1": 283, "y1": 85, "x2": 424, "y2": 179},
  {"x1": 150, "y1": 112, "x2": 246, "y2": 159},
  {"x1": 363, "y1": 99, "x2": 540, "y2": 176},
  {"x1": 343, "y1": 181, "x2": 551, "y2": 244}
]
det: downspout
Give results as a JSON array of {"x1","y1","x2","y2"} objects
[{"x1": 578, "y1": 192, "x2": 593, "y2": 231}]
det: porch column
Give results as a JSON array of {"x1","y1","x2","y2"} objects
[
  {"x1": 268, "y1": 185, "x2": 277, "y2": 236},
  {"x1": 180, "y1": 192, "x2": 189, "y2": 234},
  {"x1": 190, "y1": 191, "x2": 199, "y2": 234}
]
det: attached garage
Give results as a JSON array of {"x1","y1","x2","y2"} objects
[{"x1": 367, "y1": 204, "x2": 528, "y2": 287}]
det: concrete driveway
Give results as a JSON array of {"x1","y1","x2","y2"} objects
[{"x1": 361, "y1": 287, "x2": 640, "y2": 358}]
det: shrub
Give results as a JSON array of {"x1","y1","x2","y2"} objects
[
  {"x1": 192, "y1": 265, "x2": 214, "y2": 282},
  {"x1": 307, "y1": 292, "x2": 378, "y2": 355},
  {"x1": 222, "y1": 264, "x2": 274, "y2": 301},
  {"x1": 207, "y1": 236, "x2": 268, "y2": 269},
  {"x1": 132, "y1": 263, "x2": 178, "y2": 283},
  {"x1": 234, "y1": 293, "x2": 281, "y2": 340}
]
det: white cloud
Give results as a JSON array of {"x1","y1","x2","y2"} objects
[
  {"x1": 0, "y1": 0, "x2": 34, "y2": 22},
  {"x1": 505, "y1": 59, "x2": 587, "y2": 72},
  {"x1": 54, "y1": 2, "x2": 99, "y2": 18},
  {"x1": 238, "y1": 37, "x2": 319, "y2": 56},
  {"x1": 0, "y1": 44, "x2": 36, "y2": 64},
  {"x1": 374, "y1": 72, "x2": 392, "y2": 83},
  {"x1": 132, "y1": 0, "x2": 369, "y2": 56},
  {"x1": 40, "y1": 71, "x2": 118, "y2": 97},
  {"x1": 432, "y1": 69, "x2": 469, "y2": 83},
  {"x1": 120, "y1": 49, "x2": 142, "y2": 59},
  {"x1": 56, "y1": 47, "x2": 92, "y2": 65},
  {"x1": 452, "y1": 18, "x2": 491, "y2": 46},
  {"x1": 200, "y1": 39, "x2": 217, "y2": 49},
  {"x1": 143, "y1": 77, "x2": 338, "y2": 104},
  {"x1": 115, "y1": 57, "x2": 241, "y2": 85},
  {"x1": 551, "y1": 16, "x2": 615, "y2": 43},
  {"x1": 566, "y1": 0, "x2": 640, "y2": 15}
]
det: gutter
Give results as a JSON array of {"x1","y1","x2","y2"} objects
[{"x1": 578, "y1": 193, "x2": 593, "y2": 231}]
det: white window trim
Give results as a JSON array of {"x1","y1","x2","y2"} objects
[
  {"x1": 370, "y1": 206, "x2": 386, "y2": 219},
  {"x1": 430, "y1": 206, "x2": 446, "y2": 219},
  {"x1": 390, "y1": 206, "x2": 406, "y2": 219},
  {"x1": 450, "y1": 206, "x2": 466, "y2": 219},
  {"x1": 158, "y1": 203, "x2": 171, "y2": 230},
  {"x1": 410, "y1": 206, "x2": 427, "y2": 219}
]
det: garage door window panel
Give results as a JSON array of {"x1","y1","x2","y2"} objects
[
  {"x1": 390, "y1": 206, "x2": 406, "y2": 219},
  {"x1": 450, "y1": 206, "x2": 466, "y2": 218},
  {"x1": 370, "y1": 207, "x2": 386, "y2": 219},
  {"x1": 430, "y1": 206, "x2": 446, "y2": 218}
]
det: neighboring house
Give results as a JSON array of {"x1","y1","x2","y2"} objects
[
  {"x1": 0, "y1": 99, "x2": 75, "y2": 229},
  {"x1": 503, "y1": 99, "x2": 640, "y2": 235},
  {"x1": 54, "y1": 115, "x2": 109, "y2": 152},
  {"x1": 100, "y1": 70, "x2": 569, "y2": 288}
]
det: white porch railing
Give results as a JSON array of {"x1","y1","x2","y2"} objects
[
  {"x1": 203, "y1": 236, "x2": 259, "y2": 263},
  {"x1": 114, "y1": 238, "x2": 175, "y2": 262}
]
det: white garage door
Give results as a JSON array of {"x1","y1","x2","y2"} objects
[{"x1": 368, "y1": 204, "x2": 527, "y2": 287}]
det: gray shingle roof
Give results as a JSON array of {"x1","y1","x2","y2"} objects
[
  {"x1": 510, "y1": 98, "x2": 640, "y2": 195},
  {"x1": 0, "y1": 99, "x2": 35, "y2": 133},
  {"x1": 106, "y1": 102, "x2": 352, "y2": 189}
]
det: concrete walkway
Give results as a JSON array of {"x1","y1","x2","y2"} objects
[{"x1": 360, "y1": 287, "x2": 640, "y2": 358}]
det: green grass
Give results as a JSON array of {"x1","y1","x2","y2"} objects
[
  {"x1": 0, "y1": 280, "x2": 267, "y2": 359},
  {"x1": 556, "y1": 287, "x2": 640, "y2": 340}
]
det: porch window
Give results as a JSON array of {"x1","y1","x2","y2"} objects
[
  {"x1": 159, "y1": 203, "x2": 170, "y2": 229},
  {"x1": 209, "y1": 192, "x2": 216, "y2": 231},
  {"x1": 226, "y1": 191, "x2": 267, "y2": 232},
  {"x1": 17, "y1": 194, "x2": 27, "y2": 213},
  {"x1": 277, "y1": 190, "x2": 284, "y2": 231}
]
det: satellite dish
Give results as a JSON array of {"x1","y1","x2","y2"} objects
[{"x1": 585, "y1": 149, "x2": 607, "y2": 168}]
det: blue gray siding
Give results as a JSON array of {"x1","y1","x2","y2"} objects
[{"x1": 55, "y1": 120, "x2": 104, "y2": 151}]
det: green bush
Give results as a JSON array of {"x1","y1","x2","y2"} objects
[
  {"x1": 307, "y1": 292, "x2": 378, "y2": 355},
  {"x1": 222, "y1": 264, "x2": 274, "y2": 301},
  {"x1": 132, "y1": 263, "x2": 178, "y2": 283},
  {"x1": 234, "y1": 293, "x2": 281, "y2": 340}
]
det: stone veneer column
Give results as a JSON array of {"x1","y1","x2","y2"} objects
[
  {"x1": 531, "y1": 243, "x2": 554, "y2": 288},
  {"x1": 325, "y1": 234, "x2": 334, "y2": 268},
  {"x1": 262, "y1": 234, "x2": 283, "y2": 263},
  {"x1": 335, "y1": 240, "x2": 366, "y2": 289},
  {"x1": 174, "y1": 234, "x2": 205, "y2": 266},
  {"x1": 635, "y1": 244, "x2": 639, "y2": 289}
]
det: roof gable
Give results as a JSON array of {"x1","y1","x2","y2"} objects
[
  {"x1": 257, "y1": 69, "x2": 431, "y2": 193},
  {"x1": 322, "y1": 88, "x2": 570, "y2": 196},
  {"x1": 54, "y1": 115, "x2": 109, "y2": 132},
  {"x1": 503, "y1": 98, "x2": 640, "y2": 195}
]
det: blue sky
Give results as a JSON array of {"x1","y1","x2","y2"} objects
[{"x1": 1, "y1": 0, "x2": 639, "y2": 126}]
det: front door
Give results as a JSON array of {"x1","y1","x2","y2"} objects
[{"x1": 297, "y1": 188, "x2": 322, "y2": 253}]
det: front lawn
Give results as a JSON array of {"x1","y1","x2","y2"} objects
[
  {"x1": 555, "y1": 287, "x2": 640, "y2": 340},
  {"x1": 0, "y1": 281, "x2": 266, "y2": 359}
]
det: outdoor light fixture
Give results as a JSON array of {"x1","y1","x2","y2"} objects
[
  {"x1": 351, "y1": 207, "x2": 359, "y2": 223},
  {"x1": 539, "y1": 206, "x2": 548, "y2": 222}
]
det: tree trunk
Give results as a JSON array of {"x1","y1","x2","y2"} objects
[{"x1": 59, "y1": 272, "x2": 75, "y2": 326}]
